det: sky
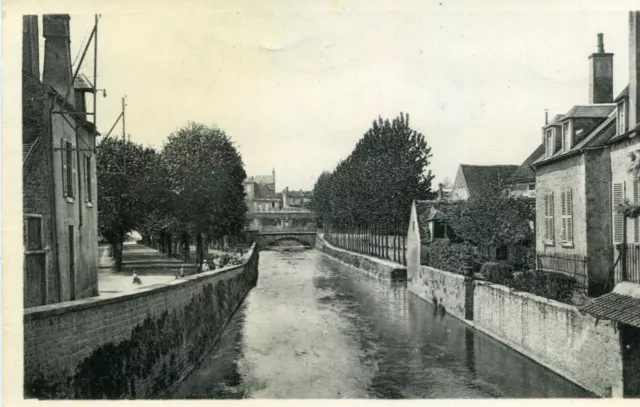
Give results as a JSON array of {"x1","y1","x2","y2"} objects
[{"x1": 28, "y1": 0, "x2": 637, "y2": 190}]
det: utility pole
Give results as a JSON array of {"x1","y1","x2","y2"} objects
[
  {"x1": 93, "y1": 13, "x2": 99, "y2": 129},
  {"x1": 122, "y1": 96, "x2": 127, "y2": 175}
]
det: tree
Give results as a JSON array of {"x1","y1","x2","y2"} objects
[
  {"x1": 441, "y1": 182, "x2": 535, "y2": 260},
  {"x1": 309, "y1": 171, "x2": 333, "y2": 227},
  {"x1": 97, "y1": 138, "x2": 158, "y2": 270},
  {"x1": 162, "y1": 122, "x2": 247, "y2": 267}
]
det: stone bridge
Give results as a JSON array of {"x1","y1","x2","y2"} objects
[{"x1": 254, "y1": 230, "x2": 318, "y2": 250}]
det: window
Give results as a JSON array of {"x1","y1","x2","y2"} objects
[
  {"x1": 433, "y1": 220, "x2": 446, "y2": 239},
  {"x1": 619, "y1": 101, "x2": 627, "y2": 135},
  {"x1": 613, "y1": 182, "x2": 625, "y2": 244},
  {"x1": 271, "y1": 202, "x2": 275, "y2": 208},
  {"x1": 61, "y1": 140, "x2": 75, "y2": 199},
  {"x1": 528, "y1": 184, "x2": 535, "y2": 191},
  {"x1": 24, "y1": 215, "x2": 43, "y2": 252},
  {"x1": 84, "y1": 155, "x2": 92, "y2": 203},
  {"x1": 560, "y1": 189, "x2": 573, "y2": 245},
  {"x1": 496, "y1": 246, "x2": 508, "y2": 260},
  {"x1": 545, "y1": 129, "x2": 554, "y2": 157},
  {"x1": 544, "y1": 192, "x2": 554, "y2": 243}
]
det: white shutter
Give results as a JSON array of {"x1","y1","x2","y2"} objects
[
  {"x1": 550, "y1": 192, "x2": 555, "y2": 242},
  {"x1": 561, "y1": 191, "x2": 567, "y2": 241},
  {"x1": 613, "y1": 182, "x2": 624, "y2": 243},
  {"x1": 70, "y1": 142, "x2": 76, "y2": 198},
  {"x1": 566, "y1": 189, "x2": 573, "y2": 243}
]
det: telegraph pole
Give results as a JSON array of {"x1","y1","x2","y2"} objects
[{"x1": 93, "y1": 13, "x2": 99, "y2": 128}]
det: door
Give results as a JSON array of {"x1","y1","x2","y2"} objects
[
  {"x1": 622, "y1": 323, "x2": 640, "y2": 397},
  {"x1": 69, "y1": 225, "x2": 76, "y2": 301}
]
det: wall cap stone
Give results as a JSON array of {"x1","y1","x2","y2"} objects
[{"x1": 474, "y1": 280, "x2": 578, "y2": 312}]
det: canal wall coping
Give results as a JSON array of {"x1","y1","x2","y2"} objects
[
  {"x1": 316, "y1": 235, "x2": 407, "y2": 282},
  {"x1": 24, "y1": 244, "x2": 260, "y2": 399}
]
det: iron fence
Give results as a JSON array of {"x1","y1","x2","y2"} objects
[
  {"x1": 613, "y1": 243, "x2": 640, "y2": 285},
  {"x1": 323, "y1": 222, "x2": 407, "y2": 266},
  {"x1": 536, "y1": 252, "x2": 588, "y2": 291}
]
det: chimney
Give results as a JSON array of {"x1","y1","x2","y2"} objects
[
  {"x1": 630, "y1": 11, "x2": 640, "y2": 130},
  {"x1": 42, "y1": 14, "x2": 74, "y2": 104},
  {"x1": 22, "y1": 16, "x2": 40, "y2": 79},
  {"x1": 438, "y1": 183, "x2": 444, "y2": 200},
  {"x1": 544, "y1": 109, "x2": 549, "y2": 125},
  {"x1": 588, "y1": 33, "x2": 614, "y2": 104}
]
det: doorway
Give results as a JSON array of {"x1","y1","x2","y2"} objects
[{"x1": 622, "y1": 323, "x2": 640, "y2": 397}]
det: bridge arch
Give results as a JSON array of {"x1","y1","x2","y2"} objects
[{"x1": 255, "y1": 231, "x2": 317, "y2": 250}]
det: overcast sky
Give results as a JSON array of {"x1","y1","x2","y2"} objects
[{"x1": 33, "y1": 0, "x2": 636, "y2": 190}]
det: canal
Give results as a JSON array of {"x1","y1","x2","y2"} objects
[{"x1": 169, "y1": 249, "x2": 593, "y2": 399}]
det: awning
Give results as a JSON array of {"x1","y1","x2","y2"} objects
[{"x1": 580, "y1": 282, "x2": 640, "y2": 328}]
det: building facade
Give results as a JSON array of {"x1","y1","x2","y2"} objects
[{"x1": 23, "y1": 15, "x2": 100, "y2": 308}]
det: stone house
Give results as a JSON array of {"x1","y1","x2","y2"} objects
[
  {"x1": 243, "y1": 169, "x2": 283, "y2": 213},
  {"x1": 23, "y1": 15, "x2": 99, "y2": 307},
  {"x1": 282, "y1": 187, "x2": 311, "y2": 209}
]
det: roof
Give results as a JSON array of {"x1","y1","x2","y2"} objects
[
  {"x1": 508, "y1": 144, "x2": 545, "y2": 184},
  {"x1": 532, "y1": 114, "x2": 616, "y2": 167},
  {"x1": 245, "y1": 174, "x2": 275, "y2": 185},
  {"x1": 544, "y1": 114, "x2": 565, "y2": 128},
  {"x1": 458, "y1": 165, "x2": 519, "y2": 197},
  {"x1": 253, "y1": 183, "x2": 279, "y2": 200},
  {"x1": 286, "y1": 190, "x2": 311, "y2": 198},
  {"x1": 74, "y1": 73, "x2": 93, "y2": 90},
  {"x1": 560, "y1": 104, "x2": 616, "y2": 120},
  {"x1": 614, "y1": 85, "x2": 629, "y2": 102},
  {"x1": 580, "y1": 283, "x2": 640, "y2": 328}
]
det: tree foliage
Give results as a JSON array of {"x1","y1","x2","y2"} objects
[{"x1": 311, "y1": 112, "x2": 436, "y2": 230}]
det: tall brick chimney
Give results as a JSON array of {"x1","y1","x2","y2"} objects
[
  {"x1": 630, "y1": 11, "x2": 640, "y2": 130},
  {"x1": 42, "y1": 14, "x2": 74, "y2": 104},
  {"x1": 589, "y1": 33, "x2": 614, "y2": 104},
  {"x1": 22, "y1": 15, "x2": 40, "y2": 79}
]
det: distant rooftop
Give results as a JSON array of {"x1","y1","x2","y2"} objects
[{"x1": 560, "y1": 105, "x2": 616, "y2": 120}]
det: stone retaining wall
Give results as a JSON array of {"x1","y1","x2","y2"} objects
[
  {"x1": 24, "y1": 245, "x2": 259, "y2": 399},
  {"x1": 473, "y1": 281, "x2": 623, "y2": 397},
  {"x1": 408, "y1": 265, "x2": 470, "y2": 321},
  {"x1": 316, "y1": 235, "x2": 406, "y2": 282}
]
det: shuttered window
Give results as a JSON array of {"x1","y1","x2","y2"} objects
[
  {"x1": 561, "y1": 189, "x2": 573, "y2": 243},
  {"x1": 24, "y1": 215, "x2": 43, "y2": 251},
  {"x1": 62, "y1": 140, "x2": 74, "y2": 199},
  {"x1": 85, "y1": 155, "x2": 92, "y2": 203},
  {"x1": 544, "y1": 192, "x2": 555, "y2": 242},
  {"x1": 613, "y1": 182, "x2": 625, "y2": 244}
]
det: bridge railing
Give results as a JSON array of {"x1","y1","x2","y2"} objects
[
  {"x1": 251, "y1": 226, "x2": 318, "y2": 234},
  {"x1": 323, "y1": 223, "x2": 407, "y2": 266}
]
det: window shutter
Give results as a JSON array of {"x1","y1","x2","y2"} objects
[
  {"x1": 561, "y1": 191, "x2": 567, "y2": 241},
  {"x1": 70, "y1": 143, "x2": 76, "y2": 198},
  {"x1": 613, "y1": 182, "x2": 624, "y2": 243},
  {"x1": 567, "y1": 189, "x2": 573, "y2": 242},
  {"x1": 635, "y1": 180, "x2": 639, "y2": 243},
  {"x1": 61, "y1": 139, "x2": 68, "y2": 197},
  {"x1": 550, "y1": 192, "x2": 555, "y2": 241}
]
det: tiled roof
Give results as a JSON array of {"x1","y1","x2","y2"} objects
[
  {"x1": 459, "y1": 165, "x2": 519, "y2": 197},
  {"x1": 508, "y1": 144, "x2": 545, "y2": 184},
  {"x1": 286, "y1": 190, "x2": 311, "y2": 198},
  {"x1": 254, "y1": 183, "x2": 280, "y2": 200},
  {"x1": 614, "y1": 85, "x2": 629, "y2": 102},
  {"x1": 580, "y1": 284, "x2": 640, "y2": 329},
  {"x1": 561, "y1": 105, "x2": 616, "y2": 120}
]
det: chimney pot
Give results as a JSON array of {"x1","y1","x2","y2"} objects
[
  {"x1": 545, "y1": 109, "x2": 549, "y2": 125},
  {"x1": 597, "y1": 33, "x2": 605, "y2": 53}
]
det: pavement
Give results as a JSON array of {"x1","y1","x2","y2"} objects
[{"x1": 97, "y1": 242, "x2": 244, "y2": 297}]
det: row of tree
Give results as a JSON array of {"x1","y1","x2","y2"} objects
[
  {"x1": 97, "y1": 122, "x2": 247, "y2": 270},
  {"x1": 310, "y1": 112, "x2": 437, "y2": 232}
]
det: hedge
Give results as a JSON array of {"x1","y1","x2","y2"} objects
[
  {"x1": 420, "y1": 240, "x2": 479, "y2": 275},
  {"x1": 481, "y1": 262, "x2": 514, "y2": 285},
  {"x1": 511, "y1": 270, "x2": 577, "y2": 304}
]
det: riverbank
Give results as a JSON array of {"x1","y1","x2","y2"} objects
[
  {"x1": 315, "y1": 235, "x2": 406, "y2": 282},
  {"x1": 318, "y1": 239, "x2": 622, "y2": 398},
  {"x1": 24, "y1": 244, "x2": 259, "y2": 399}
]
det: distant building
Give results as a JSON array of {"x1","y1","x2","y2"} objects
[
  {"x1": 22, "y1": 15, "x2": 99, "y2": 307},
  {"x1": 282, "y1": 187, "x2": 311, "y2": 209},
  {"x1": 243, "y1": 168, "x2": 283, "y2": 213},
  {"x1": 450, "y1": 164, "x2": 519, "y2": 200}
]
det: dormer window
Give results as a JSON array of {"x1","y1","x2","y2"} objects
[
  {"x1": 545, "y1": 129, "x2": 554, "y2": 157},
  {"x1": 618, "y1": 100, "x2": 627, "y2": 135}
]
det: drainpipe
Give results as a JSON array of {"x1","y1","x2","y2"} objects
[{"x1": 48, "y1": 95, "x2": 62, "y2": 302}]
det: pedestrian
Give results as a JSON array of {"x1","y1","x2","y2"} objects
[
  {"x1": 202, "y1": 259, "x2": 210, "y2": 272},
  {"x1": 176, "y1": 265, "x2": 185, "y2": 279},
  {"x1": 132, "y1": 271, "x2": 142, "y2": 285}
]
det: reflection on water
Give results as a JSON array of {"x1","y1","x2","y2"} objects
[{"x1": 169, "y1": 250, "x2": 593, "y2": 399}]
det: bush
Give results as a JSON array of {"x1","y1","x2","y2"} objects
[
  {"x1": 481, "y1": 262, "x2": 514, "y2": 285},
  {"x1": 421, "y1": 240, "x2": 476, "y2": 275},
  {"x1": 511, "y1": 271, "x2": 577, "y2": 304}
]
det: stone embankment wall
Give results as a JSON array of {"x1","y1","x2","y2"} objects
[
  {"x1": 316, "y1": 235, "x2": 406, "y2": 282},
  {"x1": 408, "y1": 265, "x2": 469, "y2": 321},
  {"x1": 473, "y1": 281, "x2": 623, "y2": 398},
  {"x1": 24, "y1": 244, "x2": 259, "y2": 399}
]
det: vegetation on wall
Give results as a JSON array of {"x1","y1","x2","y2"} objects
[{"x1": 420, "y1": 241, "x2": 478, "y2": 275}]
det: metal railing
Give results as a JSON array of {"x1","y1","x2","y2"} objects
[
  {"x1": 613, "y1": 243, "x2": 640, "y2": 285},
  {"x1": 536, "y1": 252, "x2": 588, "y2": 290},
  {"x1": 323, "y1": 224, "x2": 407, "y2": 265}
]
